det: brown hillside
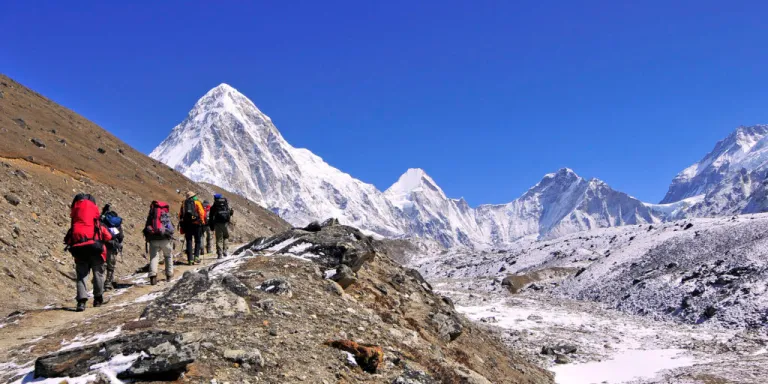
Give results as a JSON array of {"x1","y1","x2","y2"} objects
[{"x1": 0, "y1": 74, "x2": 290, "y2": 313}]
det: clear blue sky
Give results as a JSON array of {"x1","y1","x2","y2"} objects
[{"x1": 3, "y1": 1, "x2": 768, "y2": 205}]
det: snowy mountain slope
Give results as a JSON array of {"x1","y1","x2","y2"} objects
[
  {"x1": 384, "y1": 168, "x2": 485, "y2": 247},
  {"x1": 662, "y1": 125, "x2": 768, "y2": 204},
  {"x1": 474, "y1": 168, "x2": 661, "y2": 243},
  {"x1": 150, "y1": 84, "x2": 405, "y2": 236},
  {"x1": 418, "y1": 213, "x2": 768, "y2": 329}
]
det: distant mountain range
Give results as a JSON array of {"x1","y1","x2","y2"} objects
[{"x1": 150, "y1": 84, "x2": 768, "y2": 247}]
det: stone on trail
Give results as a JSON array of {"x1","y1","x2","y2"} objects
[
  {"x1": 4, "y1": 193, "x2": 21, "y2": 206},
  {"x1": 540, "y1": 344, "x2": 577, "y2": 355},
  {"x1": 259, "y1": 278, "x2": 292, "y2": 297},
  {"x1": 331, "y1": 264, "x2": 357, "y2": 289}
]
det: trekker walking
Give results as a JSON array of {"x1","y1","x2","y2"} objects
[
  {"x1": 209, "y1": 193, "x2": 234, "y2": 259},
  {"x1": 64, "y1": 194, "x2": 113, "y2": 312},
  {"x1": 202, "y1": 200, "x2": 213, "y2": 255},
  {"x1": 100, "y1": 204, "x2": 124, "y2": 290},
  {"x1": 143, "y1": 200, "x2": 175, "y2": 285},
  {"x1": 178, "y1": 191, "x2": 206, "y2": 265}
]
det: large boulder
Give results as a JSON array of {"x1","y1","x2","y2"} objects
[
  {"x1": 34, "y1": 331, "x2": 198, "y2": 380},
  {"x1": 430, "y1": 311, "x2": 464, "y2": 342},
  {"x1": 244, "y1": 224, "x2": 378, "y2": 272}
]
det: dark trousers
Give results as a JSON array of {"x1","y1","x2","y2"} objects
[
  {"x1": 184, "y1": 225, "x2": 202, "y2": 263},
  {"x1": 71, "y1": 246, "x2": 105, "y2": 302},
  {"x1": 203, "y1": 225, "x2": 212, "y2": 254}
]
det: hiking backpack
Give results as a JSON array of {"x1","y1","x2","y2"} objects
[
  {"x1": 144, "y1": 201, "x2": 175, "y2": 240},
  {"x1": 102, "y1": 210, "x2": 123, "y2": 228},
  {"x1": 64, "y1": 194, "x2": 104, "y2": 252},
  {"x1": 182, "y1": 198, "x2": 199, "y2": 224},
  {"x1": 212, "y1": 196, "x2": 231, "y2": 223}
]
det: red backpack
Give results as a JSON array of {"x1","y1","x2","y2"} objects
[
  {"x1": 144, "y1": 201, "x2": 175, "y2": 240},
  {"x1": 64, "y1": 194, "x2": 104, "y2": 252}
]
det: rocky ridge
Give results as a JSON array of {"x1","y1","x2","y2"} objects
[{"x1": 0, "y1": 221, "x2": 554, "y2": 384}]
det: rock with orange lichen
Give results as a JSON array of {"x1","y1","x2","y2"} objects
[{"x1": 325, "y1": 339, "x2": 384, "y2": 373}]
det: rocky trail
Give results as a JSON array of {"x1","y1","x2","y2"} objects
[{"x1": 0, "y1": 250, "x2": 233, "y2": 381}]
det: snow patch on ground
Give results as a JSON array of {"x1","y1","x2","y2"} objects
[
  {"x1": 59, "y1": 326, "x2": 122, "y2": 352},
  {"x1": 551, "y1": 349, "x2": 694, "y2": 384}
]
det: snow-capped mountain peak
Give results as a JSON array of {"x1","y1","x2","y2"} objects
[
  {"x1": 385, "y1": 168, "x2": 447, "y2": 208},
  {"x1": 662, "y1": 124, "x2": 768, "y2": 204},
  {"x1": 151, "y1": 84, "x2": 727, "y2": 249}
]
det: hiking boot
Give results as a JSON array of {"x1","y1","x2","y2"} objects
[
  {"x1": 76, "y1": 301, "x2": 86, "y2": 312},
  {"x1": 150, "y1": 276, "x2": 158, "y2": 286},
  {"x1": 166, "y1": 274, "x2": 173, "y2": 282},
  {"x1": 217, "y1": 254, "x2": 222, "y2": 259},
  {"x1": 93, "y1": 296, "x2": 110, "y2": 307}
]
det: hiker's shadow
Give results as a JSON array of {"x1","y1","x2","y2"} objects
[{"x1": 53, "y1": 306, "x2": 80, "y2": 312}]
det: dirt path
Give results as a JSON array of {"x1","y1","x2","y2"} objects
[{"x1": 0, "y1": 252, "x2": 227, "y2": 356}]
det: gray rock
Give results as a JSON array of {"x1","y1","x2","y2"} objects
[
  {"x1": 541, "y1": 344, "x2": 577, "y2": 355},
  {"x1": 221, "y1": 274, "x2": 250, "y2": 297},
  {"x1": 142, "y1": 271, "x2": 249, "y2": 320},
  {"x1": 30, "y1": 138, "x2": 46, "y2": 148},
  {"x1": 325, "y1": 280, "x2": 344, "y2": 296},
  {"x1": 244, "y1": 225, "x2": 377, "y2": 272},
  {"x1": 223, "y1": 349, "x2": 263, "y2": 368},
  {"x1": 260, "y1": 278, "x2": 292, "y2": 297},
  {"x1": 431, "y1": 312, "x2": 463, "y2": 342},
  {"x1": 4, "y1": 194, "x2": 20, "y2": 206},
  {"x1": 554, "y1": 354, "x2": 571, "y2": 364},
  {"x1": 331, "y1": 264, "x2": 357, "y2": 289},
  {"x1": 34, "y1": 331, "x2": 197, "y2": 380},
  {"x1": 304, "y1": 221, "x2": 322, "y2": 232},
  {"x1": 321, "y1": 217, "x2": 340, "y2": 227},
  {"x1": 256, "y1": 299, "x2": 276, "y2": 312}
]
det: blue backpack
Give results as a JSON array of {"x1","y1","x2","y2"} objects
[{"x1": 102, "y1": 211, "x2": 123, "y2": 228}]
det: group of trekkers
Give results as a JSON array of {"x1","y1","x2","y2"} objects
[{"x1": 63, "y1": 191, "x2": 234, "y2": 311}]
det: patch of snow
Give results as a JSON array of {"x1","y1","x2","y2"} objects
[
  {"x1": 59, "y1": 326, "x2": 122, "y2": 352},
  {"x1": 549, "y1": 349, "x2": 694, "y2": 384}
]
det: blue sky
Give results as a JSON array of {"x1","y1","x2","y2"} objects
[{"x1": 3, "y1": 1, "x2": 768, "y2": 205}]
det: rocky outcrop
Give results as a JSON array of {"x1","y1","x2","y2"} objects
[
  {"x1": 238, "y1": 222, "x2": 377, "y2": 273},
  {"x1": 142, "y1": 270, "x2": 250, "y2": 320}
]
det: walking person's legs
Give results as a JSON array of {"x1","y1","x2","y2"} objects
[
  {"x1": 90, "y1": 252, "x2": 107, "y2": 306},
  {"x1": 215, "y1": 223, "x2": 229, "y2": 258},
  {"x1": 204, "y1": 226, "x2": 212, "y2": 254},
  {"x1": 74, "y1": 255, "x2": 91, "y2": 311},
  {"x1": 149, "y1": 240, "x2": 160, "y2": 285},
  {"x1": 185, "y1": 229, "x2": 194, "y2": 265},
  {"x1": 161, "y1": 240, "x2": 173, "y2": 280},
  {"x1": 104, "y1": 248, "x2": 117, "y2": 290},
  {"x1": 193, "y1": 226, "x2": 202, "y2": 263}
]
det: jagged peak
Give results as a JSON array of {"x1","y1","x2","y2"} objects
[
  {"x1": 542, "y1": 167, "x2": 581, "y2": 181},
  {"x1": 385, "y1": 168, "x2": 446, "y2": 199}
]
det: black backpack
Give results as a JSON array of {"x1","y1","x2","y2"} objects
[
  {"x1": 183, "y1": 198, "x2": 199, "y2": 224},
  {"x1": 212, "y1": 197, "x2": 231, "y2": 223},
  {"x1": 71, "y1": 193, "x2": 96, "y2": 208}
]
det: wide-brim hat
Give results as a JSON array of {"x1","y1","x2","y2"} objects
[{"x1": 186, "y1": 191, "x2": 196, "y2": 199}]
